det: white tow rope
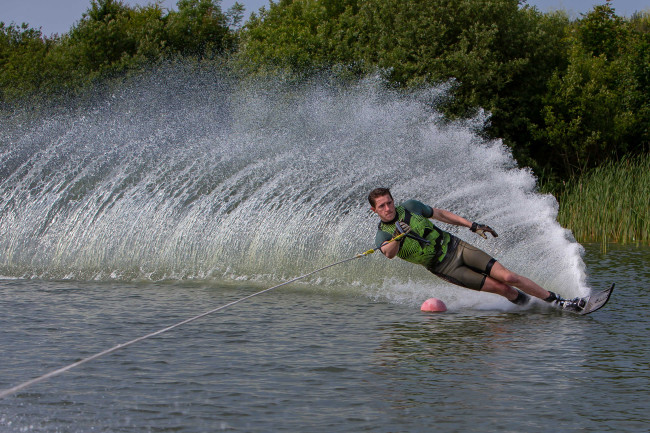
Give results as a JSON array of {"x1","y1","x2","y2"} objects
[{"x1": 0, "y1": 252, "x2": 375, "y2": 399}]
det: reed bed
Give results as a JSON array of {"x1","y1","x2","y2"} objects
[{"x1": 555, "y1": 154, "x2": 650, "y2": 245}]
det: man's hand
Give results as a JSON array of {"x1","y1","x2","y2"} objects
[
  {"x1": 470, "y1": 222, "x2": 498, "y2": 239},
  {"x1": 393, "y1": 221, "x2": 411, "y2": 237},
  {"x1": 380, "y1": 222, "x2": 411, "y2": 259}
]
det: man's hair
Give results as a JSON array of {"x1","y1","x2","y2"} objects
[{"x1": 368, "y1": 187, "x2": 393, "y2": 207}]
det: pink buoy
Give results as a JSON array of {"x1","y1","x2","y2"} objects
[{"x1": 421, "y1": 298, "x2": 447, "y2": 312}]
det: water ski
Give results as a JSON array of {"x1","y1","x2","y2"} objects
[{"x1": 576, "y1": 283, "x2": 615, "y2": 315}]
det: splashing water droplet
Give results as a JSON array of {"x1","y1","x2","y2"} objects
[{"x1": 0, "y1": 66, "x2": 587, "y2": 302}]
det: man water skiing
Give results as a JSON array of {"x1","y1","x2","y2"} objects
[{"x1": 368, "y1": 187, "x2": 582, "y2": 311}]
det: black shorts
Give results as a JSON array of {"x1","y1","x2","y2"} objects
[{"x1": 427, "y1": 237, "x2": 496, "y2": 290}]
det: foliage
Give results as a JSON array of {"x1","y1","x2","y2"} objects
[
  {"x1": 538, "y1": 2, "x2": 648, "y2": 177},
  {"x1": 239, "y1": 0, "x2": 649, "y2": 180},
  {"x1": 165, "y1": 0, "x2": 236, "y2": 57},
  {"x1": 0, "y1": 23, "x2": 53, "y2": 100},
  {"x1": 240, "y1": 1, "x2": 570, "y2": 153},
  {"x1": 1, "y1": 0, "x2": 649, "y2": 186},
  {"x1": 0, "y1": 0, "x2": 241, "y2": 103},
  {"x1": 239, "y1": 0, "x2": 358, "y2": 72},
  {"x1": 556, "y1": 154, "x2": 650, "y2": 245}
]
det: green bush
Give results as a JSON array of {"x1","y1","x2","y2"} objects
[
  {"x1": 537, "y1": 4, "x2": 649, "y2": 178},
  {"x1": 1, "y1": 0, "x2": 241, "y2": 104},
  {"x1": 2, "y1": 0, "x2": 649, "y2": 203},
  {"x1": 556, "y1": 154, "x2": 650, "y2": 245}
]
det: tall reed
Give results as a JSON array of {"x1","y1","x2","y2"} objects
[{"x1": 555, "y1": 154, "x2": 650, "y2": 245}]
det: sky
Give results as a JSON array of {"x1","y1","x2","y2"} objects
[{"x1": 1, "y1": 0, "x2": 649, "y2": 37}]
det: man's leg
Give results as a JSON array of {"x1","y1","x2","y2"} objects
[
  {"x1": 451, "y1": 240, "x2": 548, "y2": 302},
  {"x1": 481, "y1": 262, "x2": 585, "y2": 311},
  {"x1": 432, "y1": 239, "x2": 564, "y2": 306},
  {"x1": 480, "y1": 276, "x2": 521, "y2": 301},
  {"x1": 487, "y1": 262, "x2": 551, "y2": 300}
]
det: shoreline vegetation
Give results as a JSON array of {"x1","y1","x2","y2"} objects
[
  {"x1": 2, "y1": 0, "x2": 649, "y2": 245},
  {"x1": 552, "y1": 154, "x2": 649, "y2": 246}
]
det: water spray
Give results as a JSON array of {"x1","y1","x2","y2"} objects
[{"x1": 0, "y1": 69, "x2": 591, "y2": 397}]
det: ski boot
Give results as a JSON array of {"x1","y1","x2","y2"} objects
[{"x1": 545, "y1": 291, "x2": 586, "y2": 313}]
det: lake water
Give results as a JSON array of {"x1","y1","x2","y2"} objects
[
  {"x1": 1, "y1": 69, "x2": 648, "y2": 432},
  {"x1": 1, "y1": 243, "x2": 648, "y2": 433}
]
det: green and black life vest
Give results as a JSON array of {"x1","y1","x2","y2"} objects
[{"x1": 378, "y1": 206, "x2": 451, "y2": 266}]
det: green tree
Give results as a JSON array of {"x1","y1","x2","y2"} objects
[
  {"x1": 239, "y1": 0, "x2": 569, "y2": 169},
  {"x1": 66, "y1": 0, "x2": 144, "y2": 74},
  {"x1": 240, "y1": 0, "x2": 357, "y2": 71},
  {"x1": 0, "y1": 0, "x2": 241, "y2": 103},
  {"x1": 541, "y1": 48, "x2": 635, "y2": 175},
  {"x1": 578, "y1": 0, "x2": 624, "y2": 58},
  {"x1": 0, "y1": 23, "x2": 52, "y2": 100},
  {"x1": 165, "y1": 0, "x2": 235, "y2": 58},
  {"x1": 626, "y1": 11, "x2": 650, "y2": 155},
  {"x1": 538, "y1": 2, "x2": 647, "y2": 177}
]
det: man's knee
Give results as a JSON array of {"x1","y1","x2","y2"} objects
[
  {"x1": 481, "y1": 277, "x2": 510, "y2": 296},
  {"x1": 490, "y1": 263, "x2": 521, "y2": 285},
  {"x1": 501, "y1": 271, "x2": 521, "y2": 286},
  {"x1": 482, "y1": 278, "x2": 521, "y2": 301}
]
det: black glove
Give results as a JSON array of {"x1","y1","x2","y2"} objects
[
  {"x1": 470, "y1": 222, "x2": 498, "y2": 239},
  {"x1": 393, "y1": 221, "x2": 411, "y2": 240}
]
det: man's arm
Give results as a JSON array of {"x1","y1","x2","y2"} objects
[
  {"x1": 431, "y1": 207, "x2": 498, "y2": 238},
  {"x1": 380, "y1": 238, "x2": 401, "y2": 259},
  {"x1": 376, "y1": 230, "x2": 402, "y2": 259},
  {"x1": 431, "y1": 208, "x2": 472, "y2": 228}
]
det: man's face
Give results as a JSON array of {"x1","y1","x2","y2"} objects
[{"x1": 371, "y1": 194, "x2": 396, "y2": 222}]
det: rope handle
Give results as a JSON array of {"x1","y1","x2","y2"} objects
[{"x1": 356, "y1": 232, "x2": 406, "y2": 257}]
